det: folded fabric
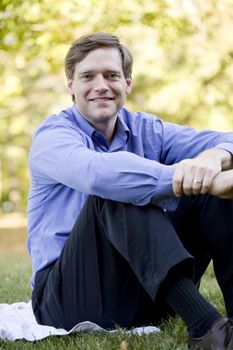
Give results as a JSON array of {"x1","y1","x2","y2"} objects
[{"x1": 0, "y1": 301, "x2": 160, "y2": 341}]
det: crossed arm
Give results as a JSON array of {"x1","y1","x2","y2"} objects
[{"x1": 172, "y1": 148, "x2": 233, "y2": 199}]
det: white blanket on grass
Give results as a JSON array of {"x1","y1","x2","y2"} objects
[{"x1": 0, "y1": 301, "x2": 159, "y2": 341}]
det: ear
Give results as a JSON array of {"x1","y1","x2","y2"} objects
[
  {"x1": 125, "y1": 77, "x2": 132, "y2": 95},
  {"x1": 67, "y1": 79, "x2": 74, "y2": 96}
]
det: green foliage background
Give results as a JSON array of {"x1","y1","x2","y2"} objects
[{"x1": 1, "y1": 0, "x2": 233, "y2": 213}]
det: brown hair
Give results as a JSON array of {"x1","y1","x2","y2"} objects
[{"x1": 65, "y1": 32, "x2": 133, "y2": 80}]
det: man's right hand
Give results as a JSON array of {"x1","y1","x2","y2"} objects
[{"x1": 210, "y1": 169, "x2": 233, "y2": 199}]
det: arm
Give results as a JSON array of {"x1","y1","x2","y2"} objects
[
  {"x1": 30, "y1": 118, "x2": 176, "y2": 209},
  {"x1": 172, "y1": 148, "x2": 232, "y2": 197}
]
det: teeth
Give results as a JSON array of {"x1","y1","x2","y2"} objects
[{"x1": 91, "y1": 98, "x2": 112, "y2": 101}]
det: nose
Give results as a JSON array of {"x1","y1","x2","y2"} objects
[{"x1": 93, "y1": 74, "x2": 109, "y2": 92}]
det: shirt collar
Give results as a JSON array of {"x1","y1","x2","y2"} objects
[
  {"x1": 71, "y1": 104, "x2": 131, "y2": 145},
  {"x1": 71, "y1": 104, "x2": 95, "y2": 139},
  {"x1": 117, "y1": 112, "x2": 131, "y2": 144}
]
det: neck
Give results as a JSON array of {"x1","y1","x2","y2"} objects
[
  {"x1": 96, "y1": 119, "x2": 117, "y2": 144},
  {"x1": 87, "y1": 115, "x2": 117, "y2": 144}
]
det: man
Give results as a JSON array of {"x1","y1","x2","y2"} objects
[{"x1": 28, "y1": 32, "x2": 233, "y2": 349}]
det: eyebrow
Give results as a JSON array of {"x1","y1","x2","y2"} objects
[
  {"x1": 106, "y1": 70, "x2": 121, "y2": 74},
  {"x1": 78, "y1": 70, "x2": 94, "y2": 76},
  {"x1": 78, "y1": 69, "x2": 121, "y2": 76}
]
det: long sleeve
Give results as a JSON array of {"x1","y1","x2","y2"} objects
[{"x1": 29, "y1": 118, "x2": 176, "y2": 208}]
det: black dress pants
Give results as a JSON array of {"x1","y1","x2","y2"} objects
[
  {"x1": 32, "y1": 196, "x2": 192, "y2": 330},
  {"x1": 32, "y1": 195, "x2": 233, "y2": 331}
]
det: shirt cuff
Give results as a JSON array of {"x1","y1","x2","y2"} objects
[
  {"x1": 215, "y1": 142, "x2": 233, "y2": 157},
  {"x1": 150, "y1": 164, "x2": 179, "y2": 211}
]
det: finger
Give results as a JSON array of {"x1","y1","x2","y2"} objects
[
  {"x1": 191, "y1": 169, "x2": 205, "y2": 195},
  {"x1": 172, "y1": 167, "x2": 185, "y2": 197},
  {"x1": 192, "y1": 178, "x2": 203, "y2": 195},
  {"x1": 181, "y1": 162, "x2": 205, "y2": 195},
  {"x1": 200, "y1": 170, "x2": 216, "y2": 194},
  {"x1": 198, "y1": 169, "x2": 216, "y2": 194},
  {"x1": 182, "y1": 171, "x2": 195, "y2": 195}
]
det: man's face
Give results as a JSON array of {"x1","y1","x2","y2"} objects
[{"x1": 67, "y1": 47, "x2": 132, "y2": 129}]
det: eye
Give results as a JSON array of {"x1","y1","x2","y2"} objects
[
  {"x1": 81, "y1": 74, "x2": 93, "y2": 81},
  {"x1": 106, "y1": 72, "x2": 120, "y2": 80}
]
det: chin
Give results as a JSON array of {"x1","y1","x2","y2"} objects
[{"x1": 94, "y1": 112, "x2": 116, "y2": 120}]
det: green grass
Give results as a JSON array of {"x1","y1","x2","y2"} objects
[{"x1": 0, "y1": 221, "x2": 225, "y2": 349}]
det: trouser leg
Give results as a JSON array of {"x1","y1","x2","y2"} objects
[
  {"x1": 168, "y1": 195, "x2": 233, "y2": 316},
  {"x1": 32, "y1": 196, "x2": 192, "y2": 330}
]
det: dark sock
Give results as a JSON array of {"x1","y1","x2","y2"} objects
[{"x1": 164, "y1": 276, "x2": 221, "y2": 337}]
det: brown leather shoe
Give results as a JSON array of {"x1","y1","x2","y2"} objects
[{"x1": 189, "y1": 317, "x2": 233, "y2": 349}]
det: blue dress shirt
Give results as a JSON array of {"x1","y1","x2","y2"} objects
[{"x1": 27, "y1": 105, "x2": 233, "y2": 286}]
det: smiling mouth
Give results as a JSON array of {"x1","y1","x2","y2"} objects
[{"x1": 89, "y1": 97, "x2": 114, "y2": 102}]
